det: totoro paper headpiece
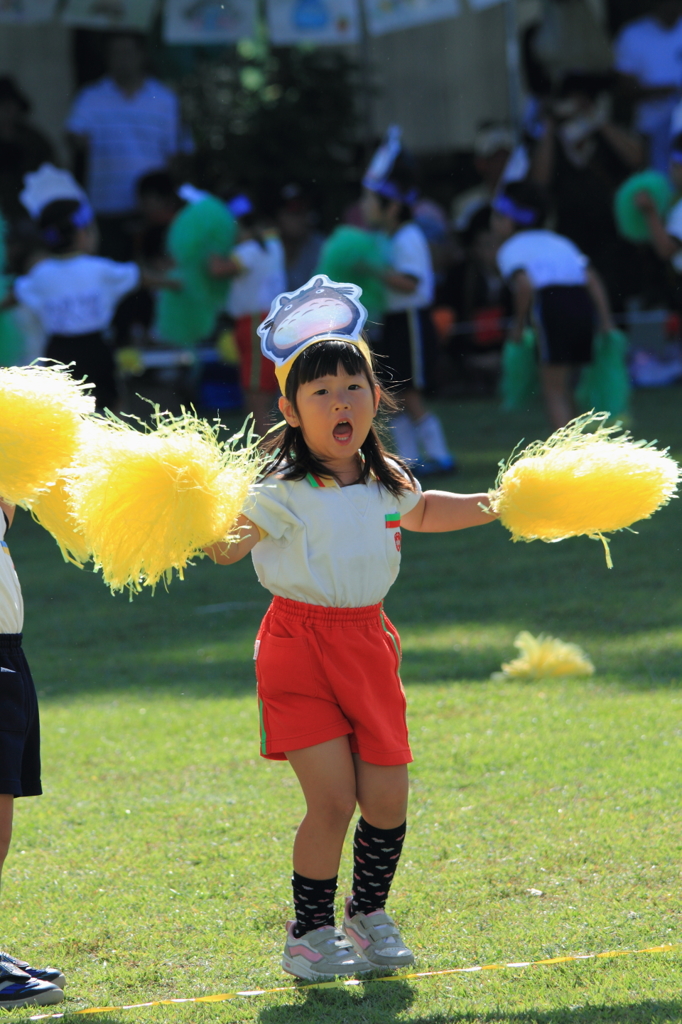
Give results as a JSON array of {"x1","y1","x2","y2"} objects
[{"x1": 258, "y1": 275, "x2": 371, "y2": 392}]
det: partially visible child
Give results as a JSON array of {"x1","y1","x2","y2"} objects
[
  {"x1": 0, "y1": 499, "x2": 65, "y2": 1009},
  {"x1": 209, "y1": 195, "x2": 285, "y2": 436},
  {"x1": 361, "y1": 134, "x2": 456, "y2": 476},
  {"x1": 634, "y1": 133, "x2": 682, "y2": 275},
  {"x1": 492, "y1": 180, "x2": 614, "y2": 429}
]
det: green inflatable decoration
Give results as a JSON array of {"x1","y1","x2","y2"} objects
[
  {"x1": 500, "y1": 328, "x2": 538, "y2": 411},
  {"x1": 155, "y1": 196, "x2": 237, "y2": 348},
  {"x1": 317, "y1": 226, "x2": 389, "y2": 324},
  {"x1": 0, "y1": 214, "x2": 23, "y2": 367},
  {"x1": 614, "y1": 170, "x2": 673, "y2": 243},
  {"x1": 576, "y1": 329, "x2": 630, "y2": 420}
]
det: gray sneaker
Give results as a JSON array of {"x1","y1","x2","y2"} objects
[
  {"x1": 282, "y1": 921, "x2": 372, "y2": 981},
  {"x1": 343, "y1": 898, "x2": 415, "y2": 969}
]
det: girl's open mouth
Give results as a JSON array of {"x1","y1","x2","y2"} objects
[{"x1": 332, "y1": 420, "x2": 353, "y2": 443}]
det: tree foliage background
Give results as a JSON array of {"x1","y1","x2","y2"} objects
[{"x1": 161, "y1": 33, "x2": 362, "y2": 225}]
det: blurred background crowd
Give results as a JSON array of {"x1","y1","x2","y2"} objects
[{"x1": 1, "y1": 0, "x2": 682, "y2": 443}]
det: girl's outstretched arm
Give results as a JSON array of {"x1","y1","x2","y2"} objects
[
  {"x1": 203, "y1": 515, "x2": 261, "y2": 564},
  {"x1": 402, "y1": 491, "x2": 496, "y2": 533}
]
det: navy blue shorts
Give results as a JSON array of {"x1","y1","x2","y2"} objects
[{"x1": 0, "y1": 635, "x2": 41, "y2": 797}]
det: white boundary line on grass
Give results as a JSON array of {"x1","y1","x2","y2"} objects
[{"x1": 27, "y1": 942, "x2": 680, "y2": 1019}]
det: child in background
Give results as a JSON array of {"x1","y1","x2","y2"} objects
[
  {"x1": 361, "y1": 131, "x2": 456, "y2": 476},
  {"x1": 634, "y1": 134, "x2": 682, "y2": 274},
  {"x1": 0, "y1": 499, "x2": 65, "y2": 1009},
  {"x1": 492, "y1": 180, "x2": 614, "y2": 429},
  {"x1": 12, "y1": 199, "x2": 137, "y2": 410},
  {"x1": 205, "y1": 275, "x2": 495, "y2": 981},
  {"x1": 11, "y1": 198, "x2": 176, "y2": 410},
  {"x1": 209, "y1": 195, "x2": 285, "y2": 436}
]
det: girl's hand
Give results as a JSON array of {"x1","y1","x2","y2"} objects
[
  {"x1": 203, "y1": 515, "x2": 262, "y2": 565},
  {"x1": 634, "y1": 190, "x2": 656, "y2": 216}
]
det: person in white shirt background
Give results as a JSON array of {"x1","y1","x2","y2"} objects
[
  {"x1": 492, "y1": 180, "x2": 614, "y2": 431},
  {"x1": 9, "y1": 194, "x2": 177, "y2": 411},
  {"x1": 66, "y1": 32, "x2": 193, "y2": 262},
  {"x1": 614, "y1": 0, "x2": 682, "y2": 173},
  {"x1": 209, "y1": 193, "x2": 286, "y2": 435},
  {"x1": 361, "y1": 132, "x2": 456, "y2": 476}
]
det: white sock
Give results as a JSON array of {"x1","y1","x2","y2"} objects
[
  {"x1": 390, "y1": 413, "x2": 420, "y2": 463},
  {"x1": 414, "y1": 413, "x2": 452, "y2": 462}
]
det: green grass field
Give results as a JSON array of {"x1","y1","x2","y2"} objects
[{"x1": 4, "y1": 391, "x2": 682, "y2": 1023}]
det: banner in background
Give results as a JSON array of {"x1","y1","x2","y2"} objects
[
  {"x1": 163, "y1": 0, "x2": 256, "y2": 43},
  {"x1": 0, "y1": 0, "x2": 58, "y2": 23},
  {"x1": 61, "y1": 0, "x2": 158, "y2": 30},
  {"x1": 266, "y1": 0, "x2": 359, "y2": 45},
  {"x1": 363, "y1": 0, "x2": 459, "y2": 36}
]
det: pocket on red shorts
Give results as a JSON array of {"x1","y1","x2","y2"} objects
[{"x1": 256, "y1": 632, "x2": 319, "y2": 699}]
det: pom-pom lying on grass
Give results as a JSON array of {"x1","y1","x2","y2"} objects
[
  {"x1": 493, "y1": 631, "x2": 595, "y2": 680},
  {"x1": 69, "y1": 410, "x2": 264, "y2": 594},
  {"x1": 489, "y1": 411, "x2": 681, "y2": 566},
  {"x1": 0, "y1": 362, "x2": 95, "y2": 506}
]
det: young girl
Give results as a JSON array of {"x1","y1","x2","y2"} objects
[
  {"x1": 205, "y1": 275, "x2": 495, "y2": 981},
  {"x1": 492, "y1": 180, "x2": 614, "y2": 430}
]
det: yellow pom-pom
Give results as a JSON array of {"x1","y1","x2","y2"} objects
[
  {"x1": 31, "y1": 476, "x2": 91, "y2": 567},
  {"x1": 69, "y1": 410, "x2": 264, "y2": 594},
  {"x1": 0, "y1": 362, "x2": 95, "y2": 506},
  {"x1": 495, "y1": 631, "x2": 594, "y2": 680},
  {"x1": 489, "y1": 411, "x2": 680, "y2": 566}
]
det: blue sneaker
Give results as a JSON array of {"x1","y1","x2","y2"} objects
[
  {"x1": 0, "y1": 950, "x2": 65, "y2": 989},
  {"x1": 0, "y1": 961, "x2": 64, "y2": 1009}
]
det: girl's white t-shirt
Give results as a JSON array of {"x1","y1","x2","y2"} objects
[
  {"x1": 228, "y1": 238, "x2": 286, "y2": 318},
  {"x1": 244, "y1": 468, "x2": 422, "y2": 608},
  {"x1": 15, "y1": 254, "x2": 140, "y2": 336},
  {"x1": 0, "y1": 513, "x2": 23, "y2": 634},
  {"x1": 496, "y1": 230, "x2": 588, "y2": 289}
]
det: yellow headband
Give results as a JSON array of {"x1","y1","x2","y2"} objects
[
  {"x1": 258, "y1": 275, "x2": 370, "y2": 394},
  {"x1": 275, "y1": 336, "x2": 373, "y2": 393}
]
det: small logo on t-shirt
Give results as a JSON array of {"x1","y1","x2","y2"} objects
[{"x1": 385, "y1": 513, "x2": 401, "y2": 552}]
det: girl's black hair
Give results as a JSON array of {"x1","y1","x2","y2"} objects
[
  {"x1": 264, "y1": 339, "x2": 417, "y2": 497},
  {"x1": 39, "y1": 199, "x2": 84, "y2": 254}
]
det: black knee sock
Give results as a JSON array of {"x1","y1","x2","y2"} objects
[
  {"x1": 291, "y1": 871, "x2": 338, "y2": 938},
  {"x1": 350, "y1": 817, "x2": 406, "y2": 917}
]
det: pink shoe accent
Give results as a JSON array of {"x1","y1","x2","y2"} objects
[
  {"x1": 346, "y1": 926, "x2": 370, "y2": 950},
  {"x1": 288, "y1": 944, "x2": 324, "y2": 963}
]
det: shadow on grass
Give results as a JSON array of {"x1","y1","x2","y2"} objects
[{"x1": 257, "y1": 983, "x2": 682, "y2": 1024}]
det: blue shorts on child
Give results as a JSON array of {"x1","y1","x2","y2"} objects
[{"x1": 0, "y1": 635, "x2": 41, "y2": 797}]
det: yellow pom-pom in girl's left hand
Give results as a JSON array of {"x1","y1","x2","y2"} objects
[{"x1": 489, "y1": 411, "x2": 681, "y2": 566}]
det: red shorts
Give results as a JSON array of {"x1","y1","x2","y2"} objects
[
  {"x1": 255, "y1": 597, "x2": 412, "y2": 766},
  {"x1": 235, "y1": 313, "x2": 278, "y2": 393}
]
